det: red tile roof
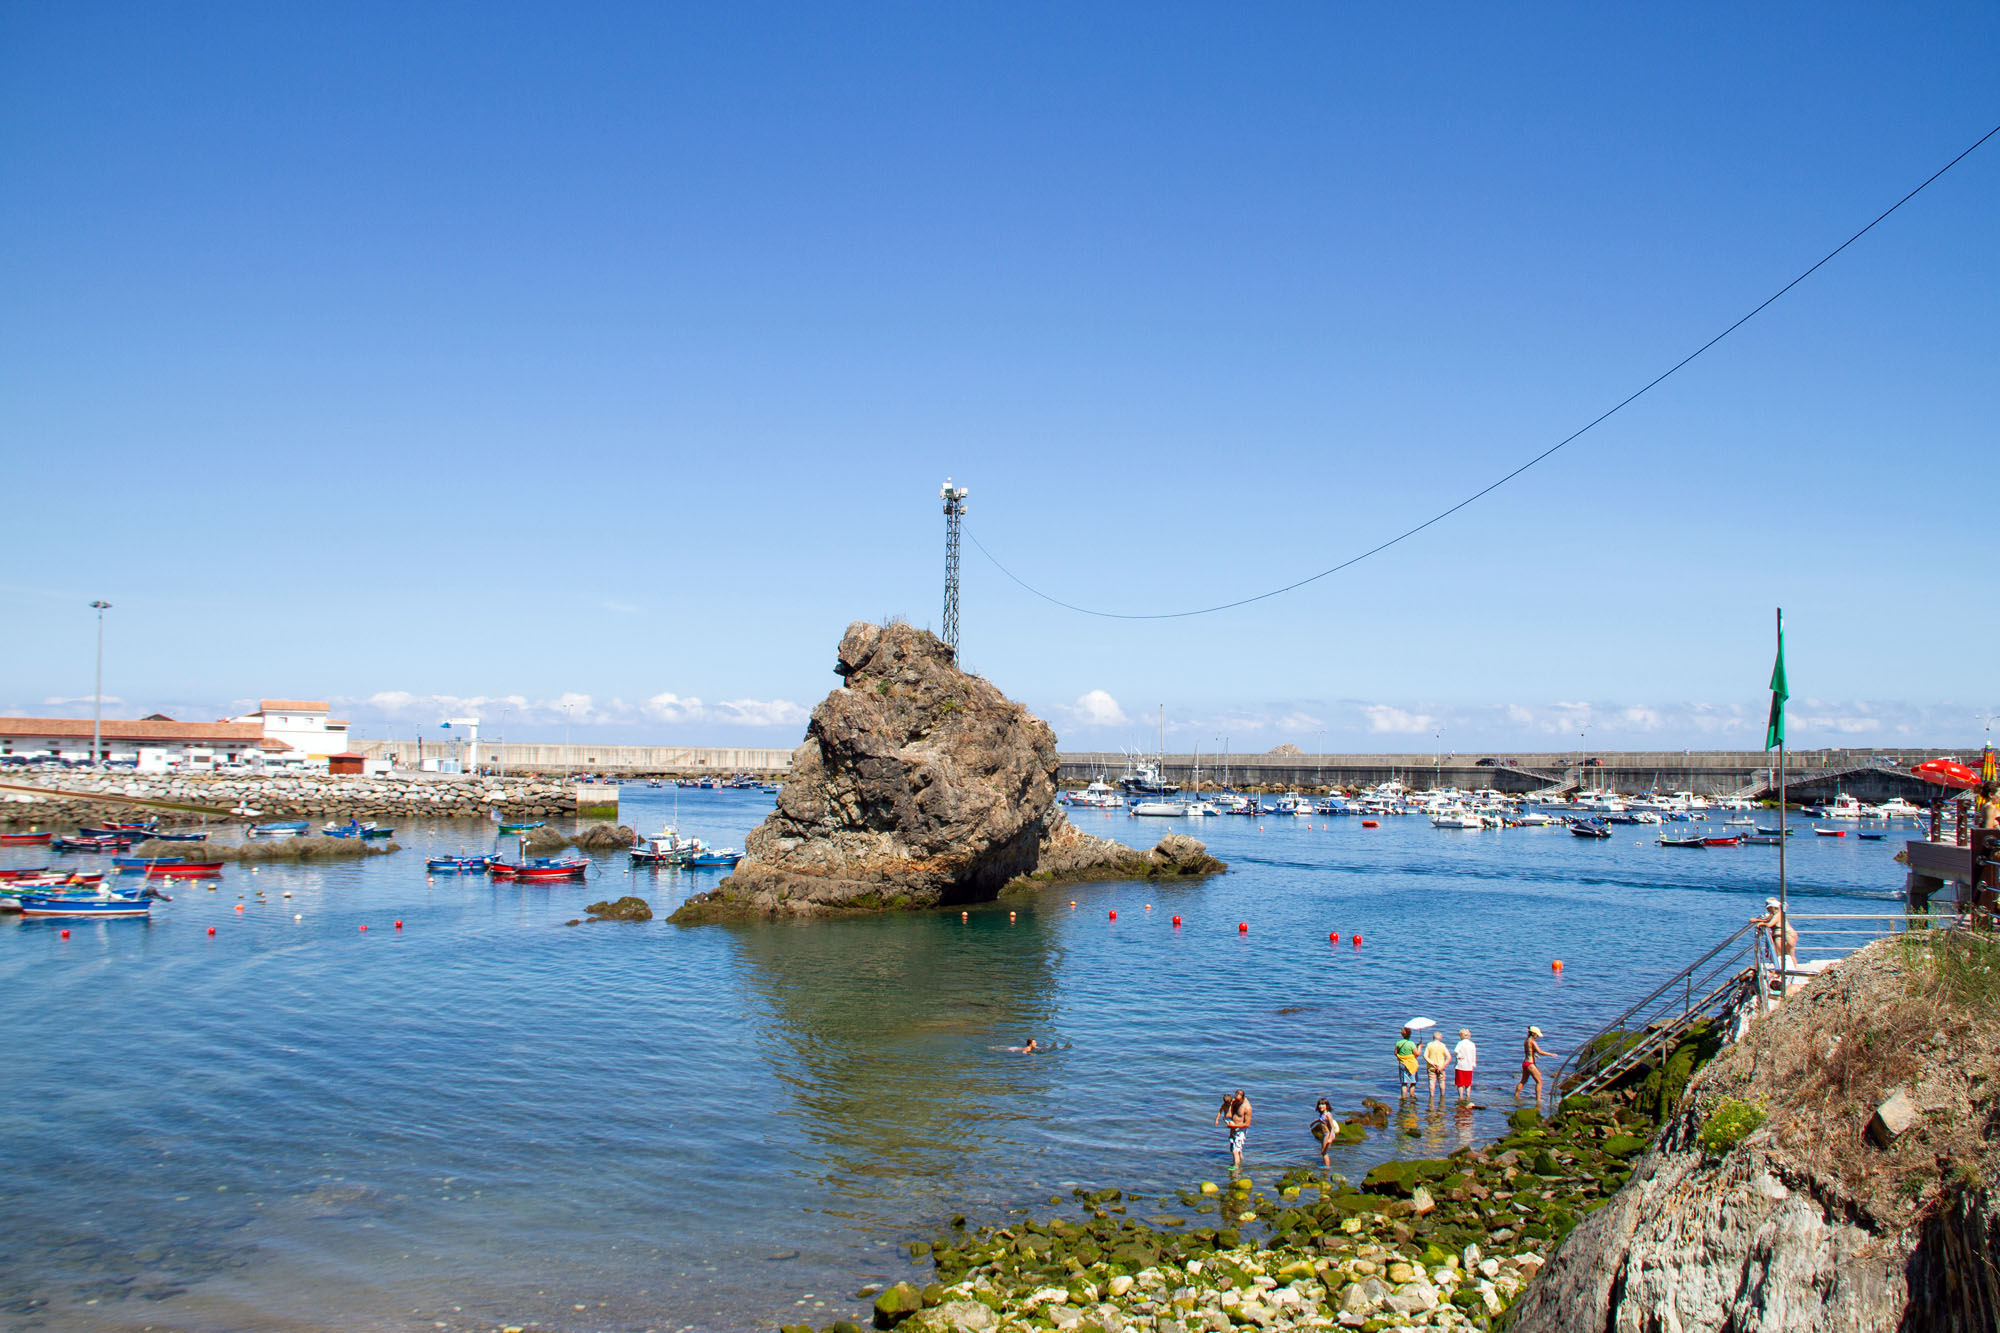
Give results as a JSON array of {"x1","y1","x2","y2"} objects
[{"x1": 0, "y1": 717, "x2": 266, "y2": 743}]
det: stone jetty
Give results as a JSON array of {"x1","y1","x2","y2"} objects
[
  {"x1": 0, "y1": 773, "x2": 580, "y2": 827},
  {"x1": 673, "y1": 621, "x2": 1222, "y2": 922}
]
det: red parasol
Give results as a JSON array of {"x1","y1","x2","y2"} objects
[{"x1": 1910, "y1": 759, "x2": 1980, "y2": 790}]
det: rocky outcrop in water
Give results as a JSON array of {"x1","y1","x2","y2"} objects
[
  {"x1": 1511, "y1": 935, "x2": 2000, "y2": 1333},
  {"x1": 672, "y1": 621, "x2": 1221, "y2": 922}
]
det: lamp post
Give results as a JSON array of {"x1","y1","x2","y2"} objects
[
  {"x1": 1316, "y1": 730, "x2": 1326, "y2": 791},
  {"x1": 89, "y1": 601, "x2": 111, "y2": 767},
  {"x1": 499, "y1": 705, "x2": 512, "y2": 778},
  {"x1": 563, "y1": 703, "x2": 573, "y2": 780},
  {"x1": 1434, "y1": 729, "x2": 1442, "y2": 792}
]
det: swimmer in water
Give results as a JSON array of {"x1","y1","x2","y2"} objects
[{"x1": 1021, "y1": 1037, "x2": 1039, "y2": 1054}]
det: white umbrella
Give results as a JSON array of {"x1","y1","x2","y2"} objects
[{"x1": 1406, "y1": 1017, "x2": 1436, "y2": 1032}]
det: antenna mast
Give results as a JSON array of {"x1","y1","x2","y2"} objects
[{"x1": 940, "y1": 478, "x2": 968, "y2": 656}]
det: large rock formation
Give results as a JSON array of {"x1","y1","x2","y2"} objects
[
  {"x1": 672, "y1": 621, "x2": 1221, "y2": 921},
  {"x1": 1511, "y1": 936, "x2": 2000, "y2": 1333}
]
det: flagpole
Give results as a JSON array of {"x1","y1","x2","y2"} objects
[{"x1": 1776, "y1": 607, "x2": 1787, "y2": 951}]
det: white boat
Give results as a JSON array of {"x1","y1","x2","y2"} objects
[
  {"x1": 1724, "y1": 816, "x2": 1756, "y2": 827},
  {"x1": 1066, "y1": 780, "x2": 1125, "y2": 809},
  {"x1": 1131, "y1": 799, "x2": 1190, "y2": 817},
  {"x1": 1185, "y1": 800, "x2": 1220, "y2": 817},
  {"x1": 1870, "y1": 798, "x2": 1923, "y2": 820},
  {"x1": 1430, "y1": 807, "x2": 1486, "y2": 830},
  {"x1": 1273, "y1": 793, "x2": 1313, "y2": 816},
  {"x1": 1513, "y1": 811, "x2": 1559, "y2": 827},
  {"x1": 1821, "y1": 794, "x2": 1867, "y2": 820}
]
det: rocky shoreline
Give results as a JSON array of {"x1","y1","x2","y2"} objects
[
  {"x1": 0, "y1": 774, "x2": 584, "y2": 827},
  {"x1": 794, "y1": 1083, "x2": 1671, "y2": 1333}
]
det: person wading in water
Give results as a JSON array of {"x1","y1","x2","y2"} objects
[{"x1": 1215, "y1": 1090, "x2": 1252, "y2": 1170}]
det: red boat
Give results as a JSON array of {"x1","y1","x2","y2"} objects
[
  {"x1": 497, "y1": 859, "x2": 588, "y2": 883},
  {"x1": 146, "y1": 861, "x2": 224, "y2": 878},
  {"x1": 0, "y1": 831, "x2": 53, "y2": 846},
  {"x1": 1702, "y1": 836, "x2": 1742, "y2": 847},
  {"x1": 0, "y1": 866, "x2": 52, "y2": 880}
]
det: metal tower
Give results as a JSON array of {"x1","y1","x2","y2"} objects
[{"x1": 939, "y1": 478, "x2": 968, "y2": 655}]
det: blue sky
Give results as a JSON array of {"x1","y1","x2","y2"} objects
[{"x1": 3, "y1": 4, "x2": 1996, "y2": 753}]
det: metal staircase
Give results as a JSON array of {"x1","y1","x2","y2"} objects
[{"x1": 1553, "y1": 922, "x2": 1767, "y2": 1099}]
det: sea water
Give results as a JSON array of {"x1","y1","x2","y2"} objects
[{"x1": 0, "y1": 790, "x2": 1907, "y2": 1330}]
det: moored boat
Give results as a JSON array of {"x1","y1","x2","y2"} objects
[
  {"x1": 19, "y1": 890, "x2": 153, "y2": 917},
  {"x1": 1570, "y1": 821, "x2": 1612, "y2": 839},
  {"x1": 683, "y1": 847, "x2": 743, "y2": 869},
  {"x1": 497, "y1": 821, "x2": 545, "y2": 834},
  {"x1": 427, "y1": 854, "x2": 499, "y2": 873},
  {"x1": 146, "y1": 861, "x2": 223, "y2": 878},
  {"x1": 147, "y1": 831, "x2": 210, "y2": 842},
  {"x1": 0, "y1": 831, "x2": 53, "y2": 846},
  {"x1": 1658, "y1": 833, "x2": 1707, "y2": 848},
  {"x1": 1813, "y1": 826, "x2": 1846, "y2": 837},
  {"x1": 1701, "y1": 836, "x2": 1742, "y2": 847}
]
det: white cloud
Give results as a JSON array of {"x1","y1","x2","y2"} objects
[
  {"x1": 642, "y1": 692, "x2": 705, "y2": 724},
  {"x1": 1619, "y1": 706, "x2": 1664, "y2": 731},
  {"x1": 1361, "y1": 704, "x2": 1438, "y2": 735},
  {"x1": 1277, "y1": 712, "x2": 1325, "y2": 732},
  {"x1": 41, "y1": 695, "x2": 125, "y2": 708},
  {"x1": 712, "y1": 697, "x2": 810, "y2": 728},
  {"x1": 1068, "y1": 689, "x2": 1130, "y2": 728}
]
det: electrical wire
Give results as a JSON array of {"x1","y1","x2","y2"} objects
[{"x1": 969, "y1": 121, "x2": 2000, "y2": 621}]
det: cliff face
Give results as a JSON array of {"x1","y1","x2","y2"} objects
[
  {"x1": 1511, "y1": 935, "x2": 2000, "y2": 1333},
  {"x1": 673, "y1": 621, "x2": 1220, "y2": 921}
]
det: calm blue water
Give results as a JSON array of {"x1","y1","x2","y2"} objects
[{"x1": 0, "y1": 791, "x2": 1908, "y2": 1331}]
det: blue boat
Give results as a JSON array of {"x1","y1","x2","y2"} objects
[
  {"x1": 77, "y1": 825, "x2": 154, "y2": 838},
  {"x1": 427, "y1": 854, "x2": 499, "y2": 873},
  {"x1": 19, "y1": 891, "x2": 154, "y2": 918},
  {"x1": 112, "y1": 856, "x2": 183, "y2": 873},
  {"x1": 682, "y1": 848, "x2": 743, "y2": 869},
  {"x1": 148, "y1": 831, "x2": 210, "y2": 842},
  {"x1": 250, "y1": 821, "x2": 309, "y2": 839}
]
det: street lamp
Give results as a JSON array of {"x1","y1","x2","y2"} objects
[
  {"x1": 89, "y1": 601, "x2": 111, "y2": 767},
  {"x1": 499, "y1": 705, "x2": 513, "y2": 778},
  {"x1": 562, "y1": 703, "x2": 573, "y2": 780},
  {"x1": 1316, "y1": 730, "x2": 1326, "y2": 790}
]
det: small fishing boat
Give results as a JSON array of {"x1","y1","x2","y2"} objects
[
  {"x1": 52, "y1": 835, "x2": 131, "y2": 852},
  {"x1": 1658, "y1": 833, "x2": 1707, "y2": 848},
  {"x1": 426, "y1": 854, "x2": 500, "y2": 873},
  {"x1": 1755, "y1": 826, "x2": 1796, "y2": 836},
  {"x1": 1724, "y1": 817, "x2": 1756, "y2": 827},
  {"x1": 760, "y1": 784, "x2": 781, "y2": 795},
  {"x1": 1743, "y1": 834, "x2": 1784, "y2": 845},
  {"x1": 249, "y1": 821, "x2": 309, "y2": 839},
  {"x1": 1813, "y1": 827, "x2": 1846, "y2": 837},
  {"x1": 1702, "y1": 836, "x2": 1743, "y2": 848},
  {"x1": 508, "y1": 859, "x2": 588, "y2": 882},
  {"x1": 147, "y1": 831, "x2": 209, "y2": 842},
  {"x1": 1131, "y1": 799, "x2": 1190, "y2": 817},
  {"x1": 0, "y1": 831, "x2": 53, "y2": 846},
  {"x1": 682, "y1": 847, "x2": 743, "y2": 869},
  {"x1": 497, "y1": 820, "x2": 545, "y2": 835},
  {"x1": 77, "y1": 825, "x2": 151, "y2": 839},
  {"x1": 0, "y1": 866, "x2": 52, "y2": 880},
  {"x1": 146, "y1": 861, "x2": 223, "y2": 878},
  {"x1": 1570, "y1": 821, "x2": 1612, "y2": 839},
  {"x1": 1857, "y1": 832, "x2": 1886, "y2": 841},
  {"x1": 630, "y1": 830, "x2": 691, "y2": 865},
  {"x1": 113, "y1": 856, "x2": 183, "y2": 872},
  {"x1": 19, "y1": 890, "x2": 153, "y2": 917},
  {"x1": 321, "y1": 820, "x2": 396, "y2": 840}
]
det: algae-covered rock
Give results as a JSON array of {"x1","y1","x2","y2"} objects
[
  {"x1": 583, "y1": 895, "x2": 652, "y2": 922},
  {"x1": 573, "y1": 822, "x2": 638, "y2": 851},
  {"x1": 873, "y1": 1281, "x2": 924, "y2": 1327}
]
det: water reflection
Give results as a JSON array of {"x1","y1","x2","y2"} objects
[{"x1": 727, "y1": 904, "x2": 1060, "y2": 1213}]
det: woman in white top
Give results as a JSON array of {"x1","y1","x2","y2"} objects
[{"x1": 1453, "y1": 1029, "x2": 1477, "y2": 1103}]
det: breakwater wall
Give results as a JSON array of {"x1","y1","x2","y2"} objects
[
  {"x1": 1057, "y1": 747, "x2": 1963, "y2": 798},
  {"x1": 354, "y1": 740, "x2": 794, "y2": 775},
  {"x1": 0, "y1": 774, "x2": 582, "y2": 827}
]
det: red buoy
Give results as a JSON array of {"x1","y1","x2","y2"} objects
[
  {"x1": 1329, "y1": 931, "x2": 1338, "y2": 942},
  {"x1": 207, "y1": 927, "x2": 216, "y2": 935},
  {"x1": 1108, "y1": 910, "x2": 1117, "y2": 920},
  {"x1": 1361, "y1": 819, "x2": 1378, "y2": 828},
  {"x1": 1552, "y1": 959, "x2": 1564, "y2": 973},
  {"x1": 359, "y1": 924, "x2": 368, "y2": 932},
  {"x1": 394, "y1": 920, "x2": 403, "y2": 929},
  {"x1": 1352, "y1": 933, "x2": 1362, "y2": 946},
  {"x1": 1238, "y1": 922, "x2": 1248, "y2": 934},
  {"x1": 1171, "y1": 915, "x2": 1182, "y2": 927},
  {"x1": 60, "y1": 928, "x2": 70, "y2": 939}
]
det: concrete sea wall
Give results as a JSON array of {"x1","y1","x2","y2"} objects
[{"x1": 0, "y1": 774, "x2": 583, "y2": 826}]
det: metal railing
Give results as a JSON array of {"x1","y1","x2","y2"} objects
[
  {"x1": 1554, "y1": 922, "x2": 1765, "y2": 1099},
  {"x1": 1556, "y1": 910, "x2": 1965, "y2": 1099}
]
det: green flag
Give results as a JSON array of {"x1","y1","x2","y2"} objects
[{"x1": 1764, "y1": 630, "x2": 1788, "y2": 750}]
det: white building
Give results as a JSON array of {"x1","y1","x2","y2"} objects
[
  {"x1": 231, "y1": 700, "x2": 352, "y2": 767},
  {"x1": 0, "y1": 715, "x2": 276, "y2": 770}
]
